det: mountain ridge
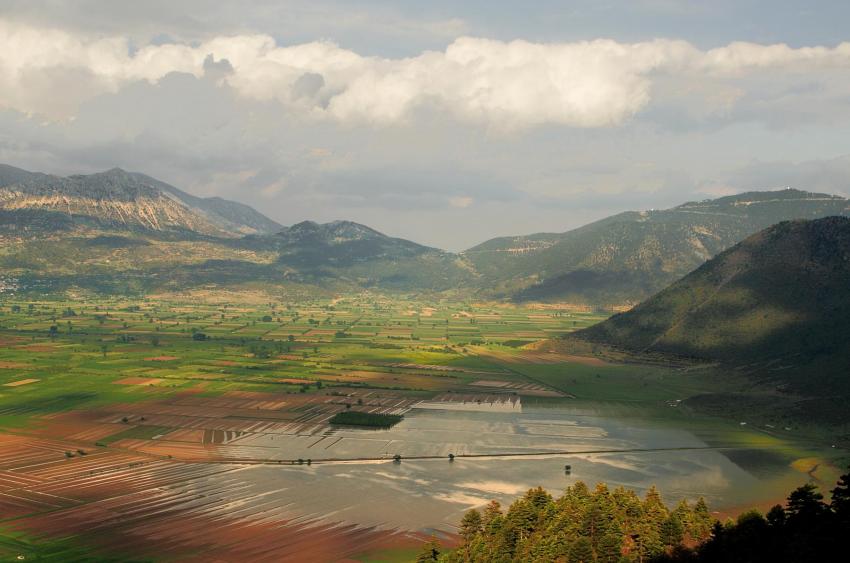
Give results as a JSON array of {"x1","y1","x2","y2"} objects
[
  {"x1": 0, "y1": 165, "x2": 471, "y2": 295},
  {"x1": 464, "y1": 188, "x2": 850, "y2": 304},
  {"x1": 0, "y1": 164, "x2": 282, "y2": 236}
]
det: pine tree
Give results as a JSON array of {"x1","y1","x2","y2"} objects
[
  {"x1": 596, "y1": 533, "x2": 622, "y2": 563},
  {"x1": 672, "y1": 499, "x2": 692, "y2": 539},
  {"x1": 568, "y1": 537, "x2": 595, "y2": 563},
  {"x1": 690, "y1": 496, "x2": 713, "y2": 541},
  {"x1": 786, "y1": 482, "x2": 826, "y2": 523},
  {"x1": 766, "y1": 504, "x2": 786, "y2": 527},
  {"x1": 660, "y1": 513, "x2": 684, "y2": 547},
  {"x1": 636, "y1": 485, "x2": 667, "y2": 558},
  {"x1": 830, "y1": 468, "x2": 850, "y2": 523},
  {"x1": 525, "y1": 486, "x2": 553, "y2": 510},
  {"x1": 460, "y1": 509, "x2": 483, "y2": 542},
  {"x1": 568, "y1": 481, "x2": 591, "y2": 502},
  {"x1": 505, "y1": 497, "x2": 538, "y2": 544},
  {"x1": 482, "y1": 500, "x2": 503, "y2": 528}
]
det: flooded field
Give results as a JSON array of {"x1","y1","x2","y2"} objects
[{"x1": 213, "y1": 404, "x2": 813, "y2": 535}]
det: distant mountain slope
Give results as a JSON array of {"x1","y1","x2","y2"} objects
[
  {"x1": 271, "y1": 220, "x2": 428, "y2": 265},
  {"x1": 0, "y1": 174, "x2": 473, "y2": 297},
  {"x1": 0, "y1": 164, "x2": 281, "y2": 236},
  {"x1": 243, "y1": 220, "x2": 472, "y2": 290},
  {"x1": 465, "y1": 189, "x2": 850, "y2": 304},
  {"x1": 574, "y1": 217, "x2": 850, "y2": 394}
]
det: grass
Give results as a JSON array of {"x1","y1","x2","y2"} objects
[
  {"x1": 350, "y1": 546, "x2": 423, "y2": 562},
  {"x1": 0, "y1": 527, "x2": 124, "y2": 562},
  {"x1": 329, "y1": 411, "x2": 404, "y2": 428}
]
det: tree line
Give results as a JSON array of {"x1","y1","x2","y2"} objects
[{"x1": 418, "y1": 468, "x2": 850, "y2": 562}]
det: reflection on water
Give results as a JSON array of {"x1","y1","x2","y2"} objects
[{"x1": 216, "y1": 407, "x2": 806, "y2": 534}]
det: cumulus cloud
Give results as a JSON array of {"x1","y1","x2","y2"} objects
[{"x1": 2, "y1": 18, "x2": 850, "y2": 128}]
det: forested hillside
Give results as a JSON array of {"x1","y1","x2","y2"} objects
[{"x1": 573, "y1": 218, "x2": 850, "y2": 397}]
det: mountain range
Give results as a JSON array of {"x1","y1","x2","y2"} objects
[
  {"x1": 464, "y1": 189, "x2": 850, "y2": 303},
  {"x1": 0, "y1": 164, "x2": 468, "y2": 294},
  {"x1": 2, "y1": 163, "x2": 849, "y2": 303}
]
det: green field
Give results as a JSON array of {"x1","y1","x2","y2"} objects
[
  {"x1": 0, "y1": 295, "x2": 609, "y2": 426},
  {"x1": 0, "y1": 293, "x2": 842, "y2": 440}
]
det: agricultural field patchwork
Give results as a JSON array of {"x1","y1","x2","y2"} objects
[{"x1": 0, "y1": 294, "x2": 841, "y2": 561}]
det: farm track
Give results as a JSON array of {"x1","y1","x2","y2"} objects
[{"x1": 135, "y1": 443, "x2": 778, "y2": 466}]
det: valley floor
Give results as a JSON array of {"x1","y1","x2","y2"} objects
[{"x1": 0, "y1": 293, "x2": 844, "y2": 561}]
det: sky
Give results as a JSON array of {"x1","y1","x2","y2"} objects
[{"x1": 1, "y1": 1, "x2": 850, "y2": 250}]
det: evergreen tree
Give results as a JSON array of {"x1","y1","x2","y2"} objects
[
  {"x1": 690, "y1": 497, "x2": 713, "y2": 541},
  {"x1": 460, "y1": 509, "x2": 483, "y2": 542},
  {"x1": 505, "y1": 497, "x2": 538, "y2": 543},
  {"x1": 830, "y1": 468, "x2": 850, "y2": 523},
  {"x1": 482, "y1": 500, "x2": 503, "y2": 529},
  {"x1": 672, "y1": 499, "x2": 692, "y2": 540},
  {"x1": 596, "y1": 532, "x2": 623, "y2": 563},
  {"x1": 660, "y1": 514, "x2": 684, "y2": 547},
  {"x1": 636, "y1": 486, "x2": 668, "y2": 559},
  {"x1": 443, "y1": 481, "x2": 723, "y2": 562},
  {"x1": 568, "y1": 537, "x2": 595, "y2": 563},
  {"x1": 785, "y1": 482, "x2": 826, "y2": 524},
  {"x1": 765, "y1": 504, "x2": 786, "y2": 527}
]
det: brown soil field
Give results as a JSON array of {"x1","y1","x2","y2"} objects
[
  {"x1": 475, "y1": 345, "x2": 603, "y2": 366},
  {"x1": 13, "y1": 344, "x2": 59, "y2": 352},
  {"x1": 143, "y1": 355, "x2": 179, "y2": 361},
  {"x1": 0, "y1": 361, "x2": 31, "y2": 369},
  {"x1": 161, "y1": 428, "x2": 206, "y2": 442},
  {"x1": 314, "y1": 370, "x2": 454, "y2": 390},
  {"x1": 0, "y1": 399, "x2": 431, "y2": 561}
]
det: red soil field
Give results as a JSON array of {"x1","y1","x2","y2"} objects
[{"x1": 0, "y1": 386, "x2": 441, "y2": 560}]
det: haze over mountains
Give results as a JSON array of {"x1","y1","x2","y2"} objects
[{"x1": 2, "y1": 163, "x2": 849, "y2": 303}]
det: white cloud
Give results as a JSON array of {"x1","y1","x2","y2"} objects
[{"x1": 1, "y1": 18, "x2": 850, "y2": 129}]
